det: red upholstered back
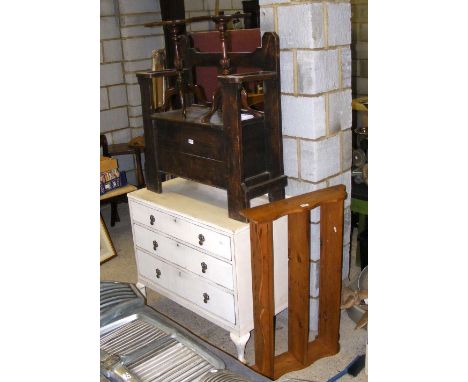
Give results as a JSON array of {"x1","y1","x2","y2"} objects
[{"x1": 189, "y1": 28, "x2": 261, "y2": 101}]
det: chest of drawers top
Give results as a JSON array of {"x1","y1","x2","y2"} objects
[{"x1": 128, "y1": 178, "x2": 253, "y2": 236}]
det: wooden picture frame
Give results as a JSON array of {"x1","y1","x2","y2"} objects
[{"x1": 100, "y1": 215, "x2": 117, "y2": 264}]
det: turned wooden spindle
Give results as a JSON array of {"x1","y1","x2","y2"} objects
[{"x1": 145, "y1": 18, "x2": 194, "y2": 118}]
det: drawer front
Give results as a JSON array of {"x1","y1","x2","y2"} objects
[
  {"x1": 133, "y1": 224, "x2": 234, "y2": 290},
  {"x1": 137, "y1": 250, "x2": 236, "y2": 324},
  {"x1": 130, "y1": 201, "x2": 232, "y2": 260}
]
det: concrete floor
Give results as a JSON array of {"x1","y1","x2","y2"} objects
[{"x1": 100, "y1": 202, "x2": 368, "y2": 382}]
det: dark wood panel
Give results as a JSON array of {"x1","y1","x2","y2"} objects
[
  {"x1": 243, "y1": 120, "x2": 266, "y2": 178},
  {"x1": 158, "y1": 149, "x2": 227, "y2": 188},
  {"x1": 157, "y1": 120, "x2": 225, "y2": 161}
]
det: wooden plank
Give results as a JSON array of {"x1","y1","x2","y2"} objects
[
  {"x1": 249, "y1": 221, "x2": 275, "y2": 377},
  {"x1": 240, "y1": 185, "x2": 346, "y2": 223},
  {"x1": 138, "y1": 76, "x2": 162, "y2": 193},
  {"x1": 316, "y1": 200, "x2": 344, "y2": 350},
  {"x1": 222, "y1": 82, "x2": 247, "y2": 222},
  {"x1": 242, "y1": 187, "x2": 346, "y2": 379},
  {"x1": 158, "y1": 149, "x2": 226, "y2": 189},
  {"x1": 287, "y1": 211, "x2": 310, "y2": 364}
]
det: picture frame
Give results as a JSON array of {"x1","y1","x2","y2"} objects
[{"x1": 100, "y1": 215, "x2": 117, "y2": 264}]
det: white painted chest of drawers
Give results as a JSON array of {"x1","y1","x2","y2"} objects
[{"x1": 128, "y1": 178, "x2": 288, "y2": 362}]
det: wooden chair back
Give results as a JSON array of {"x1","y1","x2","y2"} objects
[{"x1": 240, "y1": 185, "x2": 347, "y2": 379}]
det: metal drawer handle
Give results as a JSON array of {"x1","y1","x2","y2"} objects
[
  {"x1": 203, "y1": 292, "x2": 209, "y2": 303},
  {"x1": 198, "y1": 234, "x2": 205, "y2": 246},
  {"x1": 150, "y1": 215, "x2": 155, "y2": 225},
  {"x1": 201, "y1": 262, "x2": 207, "y2": 273},
  {"x1": 153, "y1": 240, "x2": 158, "y2": 251},
  {"x1": 155, "y1": 269, "x2": 161, "y2": 278}
]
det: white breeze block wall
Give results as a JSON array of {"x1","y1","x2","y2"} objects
[
  {"x1": 260, "y1": 0, "x2": 352, "y2": 332},
  {"x1": 100, "y1": 0, "x2": 164, "y2": 185},
  {"x1": 184, "y1": 0, "x2": 244, "y2": 32}
]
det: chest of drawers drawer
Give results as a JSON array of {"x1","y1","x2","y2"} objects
[
  {"x1": 133, "y1": 224, "x2": 234, "y2": 290},
  {"x1": 136, "y1": 249, "x2": 236, "y2": 324},
  {"x1": 130, "y1": 201, "x2": 232, "y2": 260}
]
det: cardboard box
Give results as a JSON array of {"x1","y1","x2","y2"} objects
[{"x1": 100, "y1": 156, "x2": 118, "y2": 173}]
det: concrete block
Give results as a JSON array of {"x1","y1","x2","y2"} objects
[
  {"x1": 341, "y1": 128, "x2": 353, "y2": 170},
  {"x1": 103, "y1": 132, "x2": 113, "y2": 146},
  {"x1": 329, "y1": 89, "x2": 352, "y2": 134},
  {"x1": 124, "y1": 59, "x2": 152, "y2": 72},
  {"x1": 100, "y1": 0, "x2": 115, "y2": 16},
  {"x1": 100, "y1": 16, "x2": 120, "y2": 40},
  {"x1": 120, "y1": 13, "x2": 162, "y2": 27},
  {"x1": 101, "y1": 43, "x2": 104, "y2": 63},
  {"x1": 204, "y1": 0, "x2": 233, "y2": 10},
  {"x1": 101, "y1": 63, "x2": 124, "y2": 86},
  {"x1": 281, "y1": 95, "x2": 326, "y2": 139},
  {"x1": 115, "y1": 152, "x2": 134, "y2": 171},
  {"x1": 260, "y1": 0, "x2": 289, "y2": 5},
  {"x1": 100, "y1": 88, "x2": 109, "y2": 110},
  {"x1": 279, "y1": 51, "x2": 294, "y2": 94},
  {"x1": 285, "y1": 178, "x2": 327, "y2": 197},
  {"x1": 103, "y1": 39, "x2": 123, "y2": 62},
  {"x1": 231, "y1": 0, "x2": 244, "y2": 10},
  {"x1": 118, "y1": 0, "x2": 160, "y2": 14},
  {"x1": 122, "y1": 35, "x2": 165, "y2": 61},
  {"x1": 309, "y1": 297, "x2": 319, "y2": 331},
  {"x1": 100, "y1": 107, "x2": 129, "y2": 133},
  {"x1": 342, "y1": 242, "x2": 350, "y2": 280},
  {"x1": 126, "y1": 169, "x2": 137, "y2": 186},
  {"x1": 310, "y1": 222, "x2": 320, "y2": 261},
  {"x1": 108, "y1": 85, "x2": 128, "y2": 108},
  {"x1": 327, "y1": 3, "x2": 351, "y2": 46},
  {"x1": 300, "y1": 135, "x2": 341, "y2": 182},
  {"x1": 341, "y1": 47, "x2": 352, "y2": 88},
  {"x1": 189, "y1": 19, "x2": 213, "y2": 32},
  {"x1": 111, "y1": 128, "x2": 132, "y2": 145},
  {"x1": 310, "y1": 261, "x2": 320, "y2": 298},
  {"x1": 132, "y1": 127, "x2": 144, "y2": 138},
  {"x1": 260, "y1": 7, "x2": 274, "y2": 34},
  {"x1": 126, "y1": 84, "x2": 141, "y2": 106},
  {"x1": 129, "y1": 116, "x2": 143, "y2": 128},
  {"x1": 343, "y1": 206, "x2": 351, "y2": 246},
  {"x1": 128, "y1": 105, "x2": 142, "y2": 117},
  {"x1": 221, "y1": 0, "x2": 234, "y2": 9},
  {"x1": 311, "y1": 207, "x2": 320, "y2": 224},
  {"x1": 278, "y1": 4, "x2": 324, "y2": 49},
  {"x1": 185, "y1": 0, "x2": 205, "y2": 11},
  {"x1": 125, "y1": 72, "x2": 138, "y2": 85},
  {"x1": 328, "y1": 169, "x2": 352, "y2": 207},
  {"x1": 121, "y1": 25, "x2": 163, "y2": 38},
  {"x1": 297, "y1": 49, "x2": 339, "y2": 94},
  {"x1": 283, "y1": 137, "x2": 298, "y2": 178}
]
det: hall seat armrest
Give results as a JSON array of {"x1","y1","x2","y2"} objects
[
  {"x1": 217, "y1": 71, "x2": 276, "y2": 84},
  {"x1": 136, "y1": 69, "x2": 179, "y2": 79}
]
